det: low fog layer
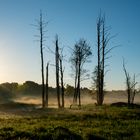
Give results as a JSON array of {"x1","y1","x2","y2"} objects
[
  {"x1": 14, "y1": 92, "x2": 140, "y2": 108},
  {"x1": 0, "y1": 81, "x2": 140, "y2": 107}
]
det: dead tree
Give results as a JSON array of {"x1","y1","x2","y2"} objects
[
  {"x1": 70, "y1": 39, "x2": 92, "y2": 107},
  {"x1": 60, "y1": 56, "x2": 65, "y2": 108},
  {"x1": 55, "y1": 35, "x2": 61, "y2": 108},
  {"x1": 49, "y1": 35, "x2": 65, "y2": 108},
  {"x1": 131, "y1": 74, "x2": 136, "y2": 104},
  {"x1": 40, "y1": 12, "x2": 45, "y2": 108},
  {"x1": 97, "y1": 15, "x2": 102, "y2": 105},
  {"x1": 33, "y1": 11, "x2": 48, "y2": 108},
  {"x1": 94, "y1": 14, "x2": 113, "y2": 105},
  {"x1": 59, "y1": 46, "x2": 65, "y2": 108},
  {"x1": 123, "y1": 59, "x2": 138, "y2": 106},
  {"x1": 45, "y1": 62, "x2": 49, "y2": 107},
  {"x1": 72, "y1": 46, "x2": 79, "y2": 105}
]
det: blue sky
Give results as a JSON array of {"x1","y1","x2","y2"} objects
[{"x1": 0, "y1": 0, "x2": 140, "y2": 90}]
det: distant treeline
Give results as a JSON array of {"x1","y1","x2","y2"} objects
[{"x1": 0, "y1": 81, "x2": 92, "y2": 102}]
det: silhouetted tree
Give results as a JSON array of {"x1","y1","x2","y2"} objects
[
  {"x1": 34, "y1": 11, "x2": 48, "y2": 108},
  {"x1": 18, "y1": 81, "x2": 40, "y2": 96},
  {"x1": 39, "y1": 11, "x2": 45, "y2": 108},
  {"x1": 65, "y1": 84, "x2": 74, "y2": 96},
  {"x1": 70, "y1": 39, "x2": 92, "y2": 107},
  {"x1": 60, "y1": 51, "x2": 65, "y2": 108},
  {"x1": 45, "y1": 62, "x2": 49, "y2": 107},
  {"x1": 94, "y1": 14, "x2": 113, "y2": 105},
  {"x1": 55, "y1": 35, "x2": 61, "y2": 108},
  {"x1": 123, "y1": 59, "x2": 138, "y2": 106},
  {"x1": 55, "y1": 35, "x2": 65, "y2": 108}
]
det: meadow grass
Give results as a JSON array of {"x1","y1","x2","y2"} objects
[{"x1": 0, "y1": 104, "x2": 139, "y2": 140}]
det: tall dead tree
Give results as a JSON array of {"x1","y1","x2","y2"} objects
[
  {"x1": 70, "y1": 39, "x2": 92, "y2": 107},
  {"x1": 60, "y1": 55, "x2": 65, "y2": 108},
  {"x1": 55, "y1": 35, "x2": 61, "y2": 108},
  {"x1": 97, "y1": 15, "x2": 102, "y2": 105},
  {"x1": 40, "y1": 12, "x2": 45, "y2": 108},
  {"x1": 55, "y1": 35, "x2": 65, "y2": 108},
  {"x1": 123, "y1": 59, "x2": 138, "y2": 106},
  {"x1": 45, "y1": 62, "x2": 49, "y2": 107},
  {"x1": 34, "y1": 11, "x2": 48, "y2": 108},
  {"x1": 59, "y1": 46, "x2": 65, "y2": 108},
  {"x1": 72, "y1": 46, "x2": 79, "y2": 104},
  {"x1": 94, "y1": 14, "x2": 112, "y2": 105}
]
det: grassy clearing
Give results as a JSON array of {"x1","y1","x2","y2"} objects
[{"x1": 0, "y1": 103, "x2": 140, "y2": 140}]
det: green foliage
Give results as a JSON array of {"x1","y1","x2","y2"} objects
[
  {"x1": 65, "y1": 84, "x2": 74, "y2": 96},
  {"x1": 0, "y1": 81, "x2": 58, "y2": 99},
  {"x1": 0, "y1": 84, "x2": 14, "y2": 103}
]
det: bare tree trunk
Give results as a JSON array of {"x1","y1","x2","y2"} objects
[
  {"x1": 78, "y1": 67, "x2": 81, "y2": 107},
  {"x1": 96, "y1": 15, "x2": 109, "y2": 105},
  {"x1": 45, "y1": 62, "x2": 49, "y2": 107},
  {"x1": 60, "y1": 58, "x2": 64, "y2": 108},
  {"x1": 97, "y1": 17, "x2": 101, "y2": 105},
  {"x1": 33, "y1": 11, "x2": 48, "y2": 108},
  {"x1": 123, "y1": 59, "x2": 131, "y2": 107},
  {"x1": 128, "y1": 89, "x2": 131, "y2": 106},
  {"x1": 55, "y1": 36, "x2": 61, "y2": 108},
  {"x1": 100, "y1": 19, "x2": 105, "y2": 105},
  {"x1": 131, "y1": 90, "x2": 136, "y2": 105},
  {"x1": 40, "y1": 12, "x2": 45, "y2": 108},
  {"x1": 73, "y1": 64, "x2": 78, "y2": 104},
  {"x1": 123, "y1": 61, "x2": 138, "y2": 107},
  {"x1": 131, "y1": 75, "x2": 136, "y2": 104}
]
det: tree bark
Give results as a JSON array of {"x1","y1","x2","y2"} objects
[
  {"x1": 78, "y1": 66, "x2": 81, "y2": 107},
  {"x1": 55, "y1": 36, "x2": 61, "y2": 108},
  {"x1": 60, "y1": 58, "x2": 64, "y2": 108},
  {"x1": 73, "y1": 63, "x2": 78, "y2": 104},
  {"x1": 100, "y1": 19, "x2": 105, "y2": 105},
  {"x1": 97, "y1": 17, "x2": 101, "y2": 105},
  {"x1": 40, "y1": 12, "x2": 45, "y2": 108},
  {"x1": 45, "y1": 62, "x2": 49, "y2": 107}
]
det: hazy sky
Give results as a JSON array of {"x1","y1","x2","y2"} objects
[{"x1": 0, "y1": 0, "x2": 140, "y2": 90}]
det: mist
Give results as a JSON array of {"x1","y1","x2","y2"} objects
[{"x1": 13, "y1": 91, "x2": 140, "y2": 108}]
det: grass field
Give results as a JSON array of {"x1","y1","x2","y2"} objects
[{"x1": 0, "y1": 102, "x2": 140, "y2": 140}]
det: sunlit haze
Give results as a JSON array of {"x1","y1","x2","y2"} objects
[{"x1": 0, "y1": 0, "x2": 140, "y2": 90}]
